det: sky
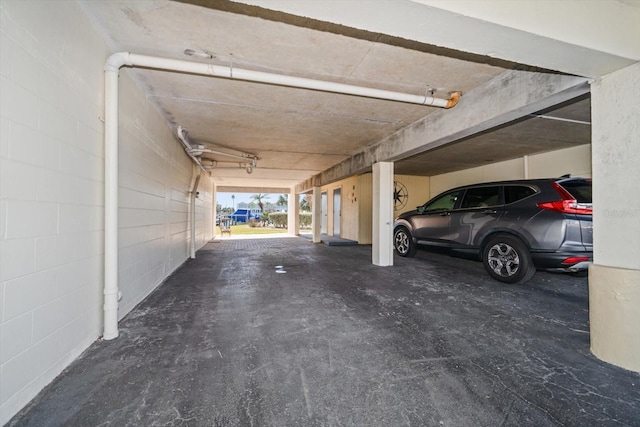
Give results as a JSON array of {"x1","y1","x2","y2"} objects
[{"x1": 216, "y1": 192, "x2": 283, "y2": 209}]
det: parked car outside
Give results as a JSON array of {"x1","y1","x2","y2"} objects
[{"x1": 393, "y1": 176, "x2": 593, "y2": 284}]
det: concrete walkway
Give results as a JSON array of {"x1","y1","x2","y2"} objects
[{"x1": 9, "y1": 237, "x2": 640, "y2": 426}]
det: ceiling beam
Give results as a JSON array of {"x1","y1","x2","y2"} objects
[
  {"x1": 216, "y1": 186, "x2": 291, "y2": 193},
  {"x1": 415, "y1": 0, "x2": 640, "y2": 75},
  {"x1": 236, "y1": 0, "x2": 639, "y2": 78},
  {"x1": 296, "y1": 70, "x2": 589, "y2": 192}
]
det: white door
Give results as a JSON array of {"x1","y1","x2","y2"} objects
[
  {"x1": 321, "y1": 192, "x2": 328, "y2": 234},
  {"x1": 333, "y1": 188, "x2": 341, "y2": 237}
]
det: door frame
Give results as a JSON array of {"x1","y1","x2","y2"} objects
[
  {"x1": 321, "y1": 191, "x2": 328, "y2": 234},
  {"x1": 333, "y1": 187, "x2": 342, "y2": 237}
]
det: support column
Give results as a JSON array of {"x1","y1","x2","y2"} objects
[
  {"x1": 287, "y1": 187, "x2": 299, "y2": 236},
  {"x1": 372, "y1": 162, "x2": 394, "y2": 266},
  {"x1": 589, "y1": 62, "x2": 640, "y2": 373},
  {"x1": 311, "y1": 187, "x2": 322, "y2": 243}
]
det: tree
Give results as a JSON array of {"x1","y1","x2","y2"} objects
[
  {"x1": 299, "y1": 194, "x2": 311, "y2": 212},
  {"x1": 251, "y1": 194, "x2": 269, "y2": 212},
  {"x1": 220, "y1": 206, "x2": 234, "y2": 215},
  {"x1": 277, "y1": 194, "x2": 288, "y2": 209}
]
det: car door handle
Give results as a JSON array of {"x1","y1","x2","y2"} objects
[{"x1": 482, "y1": 209, "x2": 497, "y2": 215}]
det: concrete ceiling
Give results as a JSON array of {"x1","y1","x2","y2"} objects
[
  {"x1": 395, "y1": 95, "x2": 592, "y2": 176},
  {"x1": 81, "y1": 0, "x2": 630, "y2": 192}
]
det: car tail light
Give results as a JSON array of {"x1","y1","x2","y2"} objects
[
  {"x1": 562, "y1": 256, "x2": 590, "y2": 265},
  {"x1": 537, "y1": 183, "x2": 593, "y2": 215}
]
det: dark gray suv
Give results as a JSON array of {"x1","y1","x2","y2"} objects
[{"x1": 393, "y1": 177, "x2": 592, "y2": 284}]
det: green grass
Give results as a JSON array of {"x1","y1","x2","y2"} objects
[{"x1": 218, "y1": 224, "x2": 288, "y2": 235}]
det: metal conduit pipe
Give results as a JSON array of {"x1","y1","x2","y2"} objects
[
  {"x1": 103, "y1": 52, "x2": 461, "y2": 340},
  {"x1": 193, "y1": 147, "x2": 258, "y2": 164},
  {"x1": 194, "y1": 149, "x2": 256, "y2": 173},
  {"x1": 204, "y1": 162, "x2": 254, "y2": 168}
]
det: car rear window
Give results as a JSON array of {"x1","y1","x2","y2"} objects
[
  {"x1": 505, "y1": 185, "x2": 537, "y2": 204},
  {"x1": 461, "y1": 187, "x2": 500, "y2": 208},
  {"x1": 558, "y1": 180, "x2": 592, "y2": 203}
]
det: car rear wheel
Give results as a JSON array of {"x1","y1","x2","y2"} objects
[
  {"x1": 394, "y1": 227, "x2": 417, "y2": 257},
  {"x1": 483, "y1": 234, "x2": 535, "y2": 284}
]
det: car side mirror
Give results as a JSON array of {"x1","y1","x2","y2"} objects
[{"x1": 417, "y1": 206, "x2": 425, "y2": 214}]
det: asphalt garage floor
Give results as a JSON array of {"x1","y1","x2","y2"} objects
[{"x1": 10, "y1": 237, "x2": 640, "y2": 426}]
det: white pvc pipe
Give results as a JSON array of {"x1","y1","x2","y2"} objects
[
  {"x1": 106, "y1": 52, "x2": 460, "y2": 108},
  {"x1": 176, "y1": 126, "x2": 207, "y2": 171},
  {"x1": 103, "y1": 68, "x2": 120, "y2": 340},
  {"x1": 103, "y1": 51, "x2": 460, "y2": 340},
  {"x1": 190, "y1": 170, "x2": 201, "y2": 259}
]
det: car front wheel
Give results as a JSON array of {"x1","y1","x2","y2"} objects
[
  {"x1": 394, "y1": 227, "x2": 417, "y2": 257},
  {"x1": 482, "y1": 234, "x2": 535, "y2": 284}
]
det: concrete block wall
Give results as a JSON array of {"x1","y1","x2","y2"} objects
[
  {"x1": 0, "y1": 1, "x2": 109, "y2": 422},
  {"x1": 0, "y1": 1, "x2": 214, "y2": 423},
  {"x1": 116, "y1": 72, "x2": 214, "y2": 317}
]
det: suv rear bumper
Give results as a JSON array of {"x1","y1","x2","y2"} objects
[{"x1": 531, "y1": 251, "x2": 592, "y2": 271}]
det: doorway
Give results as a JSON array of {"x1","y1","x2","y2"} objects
[
  {"x1": 333, "y1": 188, "x2": 341, "y2": 237},
  {"x1": 321, "y1": 192, "x2": 328, "y2": 234}
]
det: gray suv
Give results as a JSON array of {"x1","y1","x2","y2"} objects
[{"x1": 393, "y1": 177, "x2": 592, "y2": 284}]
